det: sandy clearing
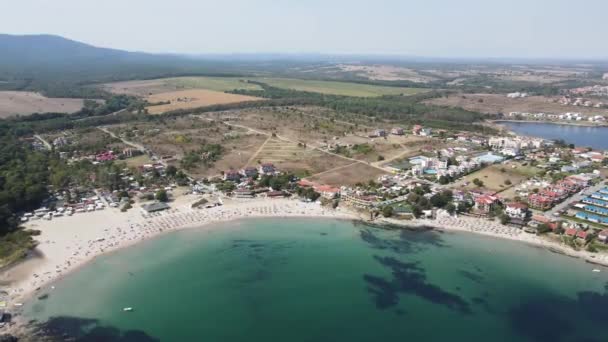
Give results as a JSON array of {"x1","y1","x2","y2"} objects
[
  {"x1": 146, "y1": 89, "x2": 260, "y2": 114},
  {"x1": 0, "y1": 91, "x2": 85, "y2": 118}
]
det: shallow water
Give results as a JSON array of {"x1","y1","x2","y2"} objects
[
  {"x1": 23, "y1": 218, "x2": 608, "y2": 341},
  {"x1": 498, "y1": 121, "x2": 608, "y2": 150}
]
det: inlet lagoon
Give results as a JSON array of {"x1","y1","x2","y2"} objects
[
  {"x1": 498, "y1": 121, "x2": 608, "y2": 150},
  {"x1": 23, "y1": 218, "x2": 608, "y2": 342}
]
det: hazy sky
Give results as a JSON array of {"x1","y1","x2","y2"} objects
[{"x1": 2, "y1": 0, "x2": 608, "y2": 58}]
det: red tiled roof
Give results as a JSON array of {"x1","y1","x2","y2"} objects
[
  {"x1": 532, "y1": 215, "x2": 552, "y2": 224},
  {"x1": 576, "y1": 231, "x2": 588, "y2": 239},
  {"x1": 507, "y1": 202, "x2": 528, "y2": 209}
]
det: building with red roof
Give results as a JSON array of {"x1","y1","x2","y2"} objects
[
  {"x1": 576, "y1": 230, "x2": 589, "y2": 240},
  {"x1": 474, "y1": 195, "x2": 499, "y2": 214},
  {"x1": 528, "y1": 194, "x2": 554, "y2": 210}
]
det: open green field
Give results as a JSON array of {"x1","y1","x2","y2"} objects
[
  {"x1": 164, "y1": 77, "x2": 263, "y2": 92},
  {"x1": 105, "y1": 76, "x2": 426, "y2": 98},
  {"x1": 251, "y1": 77, "x2": 426, "y2": 97}
]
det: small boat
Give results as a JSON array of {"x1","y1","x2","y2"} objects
[
  {"x1": 123, "y1": 307, "x2": 133, "y2": 312},
  {"x1": 592, "y1": 269, "x2": 601, "y2": 273}
]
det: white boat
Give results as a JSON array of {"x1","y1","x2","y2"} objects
[
  {"x1": 592, "y1": 269, "x2": 601, "y2": 273},
  {"x1": 123, "y1": 307, "x2": 133, "y2": 312}
]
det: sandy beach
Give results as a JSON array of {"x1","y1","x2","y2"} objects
[
  {"x1": 381, "y1": 213, "x2": 608, "y2": 267},
  {"x1": 0, "y1": 197, "x2": 356, "y2": 310},
  {"x1": 4, "y1": 197, "x2": 608, "y2": 337}
]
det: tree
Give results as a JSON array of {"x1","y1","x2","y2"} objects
[
  {"x1": 536, "y1": 223, "x2": 551, "y2": 234},
  {"x1": 155, "y1": 190, "x2": 169, "y2": 202},
  {"x1": 499, "y1": 214, "x2": 510, "y2": 225},
  {"x1": 382, "y1": 206, "x2": 394, "y2": 218},
  {"x1": 473, "y1": 178, "x2": 484, "y2": 187},
  {"x1": 165, "y1": 165, "x2": 177, "y2": 177},
  {"x1": 445, "y1": 203, "x2": 456, "y2": 215}
]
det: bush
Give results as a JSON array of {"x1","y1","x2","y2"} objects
[{"x1": 382, "y1": 206, "x2": 394, "y2": 218}]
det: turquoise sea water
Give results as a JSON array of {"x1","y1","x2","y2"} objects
[{"x1": 23, "y1": 218, "x2": 608, "y2": 341}]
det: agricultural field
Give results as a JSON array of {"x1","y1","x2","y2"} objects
[
  {"x1": 0, "y1": 91, "x2": 85, "y2": 118},
  {"x1": 449, "y1": 163, "x2": 539, "y2": 194},
  {"x1": 146, "y1": 89, "x2": 260, "y2": 114},
  {"x1": 425, "y1": 94, "x2": 608, "y2": 116},
  {"x1": 102, "y1": 77, "x2": 261, "y2": 96},
  {"x1": 250, "y1": 139, "x2": 353, "y2": 178},
  {"x1": 307, "y1": 162, "x2": 388, "y2": 186},
  {"x1": 251, "y1": 77, "x2": 426, "y2": 97}
]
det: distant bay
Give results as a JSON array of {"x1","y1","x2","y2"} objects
[
  {"x1": 23, "y1": 218, "x2": 608, "y2": 342},
  {"x1": 498, "y1": 121, "x2": 608, "y2": 150}
]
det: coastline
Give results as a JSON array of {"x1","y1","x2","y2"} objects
[
  {"x1": 491, "y1": 119, "x2": 608, "y2": 128},
  {"x1": 5, "y1": 198, "x2": 608, "y2": 336},
  {"x1": 378, "y1": 214, "x2": 608, "y2": 268},
  {"x1": 1, "y1": 198, "x2": 359, "y2": 308}
]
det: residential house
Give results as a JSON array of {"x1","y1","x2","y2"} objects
[
  {"x1": 474, "y1": 195, "x2": 500, "y2": 214},
  {"x1": 242, "y1": 166, "x2": 258, "y2": 178},
  {"x1": 391, "y1": 127, "x2": 405, "y2": 136},
  {"x1": 259, "y1": 163, "x2": 277, "y2": 175},
  {"x1": 528, "y1": 193, "x2": 553, "y2": 210},
  {"x1": 224, "y1": 170, "x2": 242, "y2": 182},
  {"x1": 505, "y1": 202, "x2": 529, "y2": 221}
]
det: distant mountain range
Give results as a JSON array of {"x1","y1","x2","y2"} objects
[{"x1": 0, "y1": 34, "x2": 250, "y2": 89}]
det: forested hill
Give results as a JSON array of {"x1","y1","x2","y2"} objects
[{"x1": 0, "y1": 34, "x2": 249, "y2": 97}]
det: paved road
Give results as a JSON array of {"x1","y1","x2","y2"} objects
[
  {"x1": 98, "y1": 127, "x2": 147, "y2": 152},
  {"x1": 34, "y1": 134, "x2": 52, "y2": 150},
  {"x1": 545, "y1": 181, "x2": 607, "y2": 218}
]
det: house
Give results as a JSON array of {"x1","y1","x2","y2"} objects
[
  {"x1": 598, "y1": 229, "x2": 608, "y2": 243},
  {"x1": 141, "y1": 202, "x2": 170, "y2": 213},
  {"x1": 314, "y1": 185, "x2": 341, "y2": 200},
  {"x1": 234, "y1": 189, "x2": 254, "y2": 198},
  {"x1": 391, "y1": 127, "x2": 405, "y2": 136},
  {"x1": 96, "y1": 151, "x2": 116, "y2": 162},
  {"x1": 242, "y1": 166, "x2": 258, "y2": 178},
  {"x1": 528, "y1": 194, "x2": 554, "y2": 210},
  {"x1": 341, "y1": 193, "x2": 378, "y2": 209},
  {"x1": 576, "y1": 230, "x2": 589, "y2": 241},
  {"x1": 565, "y1": 228, "x2": 578, "y2": 237},
  {"x1": 420, "y1": 128, "x2": 433, "y2": 137},
  {"x1": 505, "y1": 202, "x2": 529, "y2": 220},
  {"x1": 374, "y1": 129, "x2": 387, "y2": 137},
  {"x1": 259, "y1": 163, "x2": 277, "y2": 175},
  {"x1": 474, "y1": 195, "x2": 499, "y2": 214},
  {"x1": 267, "y1": 190, "x2": 286, "y2": 198},
  {"x1": 224, "y1": 170, "x2": 242, "y2": 182},
  {"x1": 412, "y1": 125, "x2": 423, "y2": 135}
]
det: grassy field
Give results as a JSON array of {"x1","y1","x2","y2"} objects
[
  {"x1": 122, "y1": 154, "x2": 153, "y2": 168},
  {"x1": 103, "y1": 77, "x2": 261, "y2": 96},
  {"x1": 251, "y1": 139, "x2": 353, "y2": 177},
  {"x1": 450, "y1": 163, "x2": 535, "y2": 193},
  {"x1": 252, "y1": 77, "x2": 426, "y2": 97},
  {"x1": 146, "y1": 89, "x2": 260, "y2": 114},
  {"x1": 0, "y1": 91, "x2": 84, "y2": 117},
  {"x1": 308, "y1": 163, "x2": 388, "y2": 186},
  {"x1": 164, "y1": 77, "x2": 262, "y2": 92}
]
